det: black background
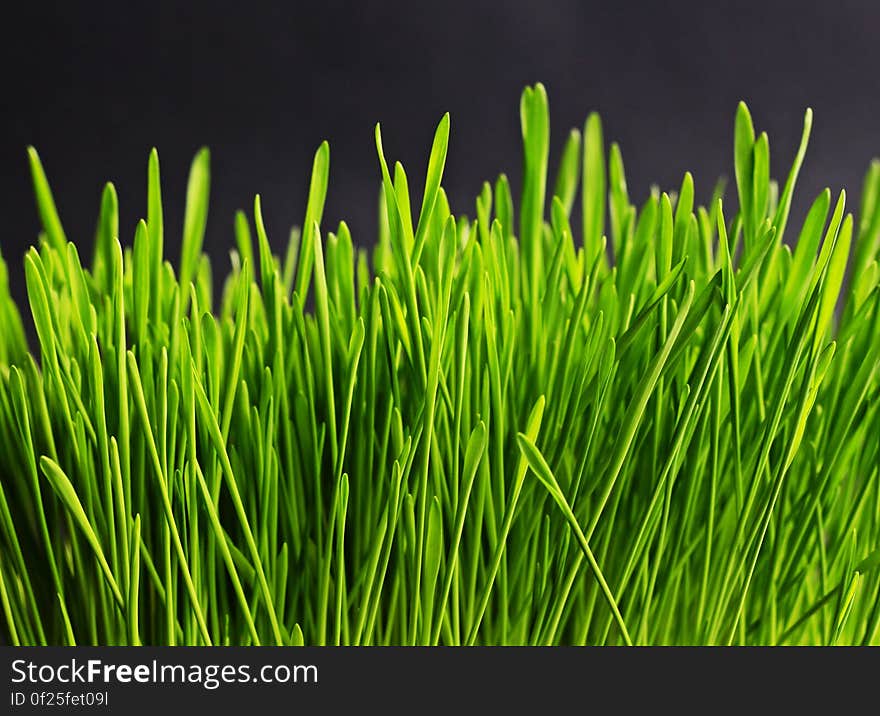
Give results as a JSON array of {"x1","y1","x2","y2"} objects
[{"x1": 1, "y1": 0, "x2": 879, "y2": 310}]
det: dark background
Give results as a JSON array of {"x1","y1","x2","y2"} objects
[{"x1": 1, "y1": 0, "x2": 878, "y2": 309}]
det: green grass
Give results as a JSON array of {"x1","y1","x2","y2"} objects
[{"x1": 1, "y1": 83, "x2": 879, "y2": 645}]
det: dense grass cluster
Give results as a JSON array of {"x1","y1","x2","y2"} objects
[{"x1": 0, "y1": 84, "x2": 879, "y2": 645}]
